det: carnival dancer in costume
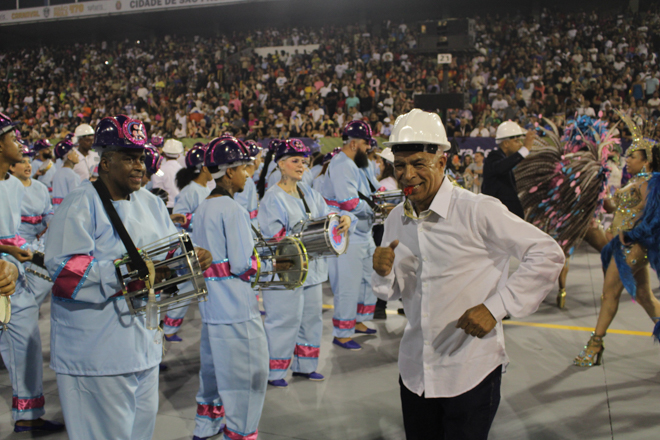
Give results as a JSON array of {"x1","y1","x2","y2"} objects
[
  {"x1": 515, "y1": 115, "x2": 616, "y2": 308},
  {"x1": 30, "y1": 139, "x2": 56, "y2": 191},
  {"x1": 235, "y1": 139, "x2": 263, "y2": 227},
  {"x1": 319, "y1": 120, "x2": 379, "y2": 350},
  {"x1": 0, "y1": 118, "x2": 64, "y2": 433},
  {"x1": 51, "y1": 139, "x2": 81, "y2": 211},
  {"x1": 10, "y1": 142, "x2": 53, "y2": 306},
  {"x1": 258, "y1": 140, "x2": 355, "y2": 387},
  {"x1": 574, "y1": 116, "x2": 660, "y2": 366},
  {"x1": 190, "y1": 136, "x2": 269, "y2": 440},
  {"x1": 45, "y1": 115, "x2": 211, "y2": 439},
  {"x1": 161, "y1": 144, "x2": 213, "y2": 341}
]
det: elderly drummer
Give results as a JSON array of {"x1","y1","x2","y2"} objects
[
  {"x1": 257, "y1": 139, "x2": 355, "y2": 387},
  {"x1": 372, "y1": 109, "x2": 564, "y2": 440},
  {"x1": 44, "y1": 116, "x2": 211, "y2": 440},
  {"x1": 190, "y1": 136, "x2": 269, "y2": 440}
]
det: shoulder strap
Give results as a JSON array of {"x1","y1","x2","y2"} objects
[
  {"x1": 92, "y1": 179, "x2": 149, "y2": 280},
  {"x1": 296, "y1": 185, "x2": 312, "y2": 218}
]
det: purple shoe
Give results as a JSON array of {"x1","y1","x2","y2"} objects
[
  {"x1": 333, "y1": 338, "x2": 362, "y2": 351},
  {"x1": 165, "y1": 333, "x2": 183, "y2": 343},
  {"x1": 292, "y1": 371, "x2": 325, "y2": 381},
  {"x1": 159, "y1": 363, "x2": 169, "y2": 372},
  {"x1": 355, "y1": 327, "x2": 377, "y2": 335},
  {"x1": 268, "y1": 379, "x2": 288, "y2": 387},
  {"x1": 14, "y1": 419, "x2": 65, "y2": 433}
]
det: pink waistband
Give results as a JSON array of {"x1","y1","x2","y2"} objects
[
  {"x1": 21, "y1": 215, "x2": 43, "y2": 225},
  {"x1": 52, "y1": 197, "x2": 63, "y2": 205},
  {"x1": 204, "y1": 261, "x2": 232, "y2": 279},
  {"x1": 249, "y1": 209, "x2": 258, "y2": 219}
]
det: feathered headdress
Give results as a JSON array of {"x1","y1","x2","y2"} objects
[{"x1": 616, "y1": 110, "x2": 657, "y2": 159}]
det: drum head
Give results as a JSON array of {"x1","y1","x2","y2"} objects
[
  {"x1": 327, "y1": 216, "x2": 348, "y2": 255},
  {"x1": 0, "y1": 296, "x2": 10, "y2": 325},
  {"x1": 276, "y1": 239, "x2": 306, "y2": 285}
]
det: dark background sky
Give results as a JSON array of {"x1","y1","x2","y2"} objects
[{"x1": 0, "y1": 0, "x2": 653, "y2": 48}]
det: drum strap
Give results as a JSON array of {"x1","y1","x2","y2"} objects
[
  {"x1": 92, "y1": 178, "x2": 150, "y2": 280},
  {"x1": 296, "y1": 186, "x2": 312, "y2": 219}
]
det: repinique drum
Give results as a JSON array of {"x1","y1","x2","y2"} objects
[
  {"x1": 114, "y1": 232, "x2": 208, "y2": 316},
  {"x1": 291, "y1": 214, "x2": 349, "y2": 258},
  {"x1": 253, "y1": 236, "x2": 308, "y2": 289}
]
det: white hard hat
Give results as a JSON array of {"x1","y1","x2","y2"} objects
[
  {"x1": 73, "y1": 123, "x2": 95, "y2": 144},
  {"x1": 495, "y1": 121, "x2": 526, "y2": 144},
  {"x1": 383, "y1": 108, "x2": 451, "y2": 151},
  {"x1": 162, "y1": 139, "x2": 184, "y2": 156},
  {"x1": 376, "y1": 147, "x2": 394, "y2": 163}
]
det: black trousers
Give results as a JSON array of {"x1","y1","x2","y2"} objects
[{"x1": 400, "y1": 365, "x2": 502, "y2": 440}]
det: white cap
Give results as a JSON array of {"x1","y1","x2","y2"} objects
[
  {"x1": 163, "y1": 139, "x2": 184, "y2": 156},
  {"x1": 376, "y1": 147, "x2": 394, "y2": 163},
  {"x1": 383, "y1": 108, "x2": 451, "y2": 151},
  {"x1": 495, "y1": 121, "x2": 526, "y2": 144}
]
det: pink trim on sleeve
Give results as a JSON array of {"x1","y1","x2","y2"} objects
[
  {"x1": 0, "y1": 235, "x2": 27, "y2": 249},
  {"x1": 249, "y1": 209, "x2": 258, "y2": 219},
  {"x1": 20, "y1": 215, "x2": 43, "y2": 225},
  {"x1": 52, "y1": 255, "x2": 95, "y2": 300},
  {"x1": 238, "y1": 256, "x2": 258, "y2": 281},
  {"x1": 52, "y1": 198, "x2": 63, "y2": 205}
]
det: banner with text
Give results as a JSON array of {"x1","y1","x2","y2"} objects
[{"x1": 0, "y1": 0, "x2": 263, "y2": 26}]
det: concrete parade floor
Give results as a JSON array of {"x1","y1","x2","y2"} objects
[{"x1": 0, "y1": 244, "x2": 658, "y2": 439}]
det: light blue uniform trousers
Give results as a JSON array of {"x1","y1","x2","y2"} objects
[
  {"x1": 57, "y1": 366, "x2": 158, "y2": 440},
  {"x1": 262, "y1": 283, "x2": 323, "y2": 380},
  {"x1": 194, "y1": 318, "x2": 268, "y2": 439},
  {"x1": 328, "y1": 240, "x2": 376, "y2": 338}
]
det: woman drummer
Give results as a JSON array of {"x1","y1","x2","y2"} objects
[
  {"x1": 162, "y1": 143, "x2": 212, "y2": 341},
  {"x1": 257, "y1": 139, "x2": 356, "y2": 387}
]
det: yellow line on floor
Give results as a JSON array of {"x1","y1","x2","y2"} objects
[
  {"x1": 321, "y1": 304, "x2": 652, "y2": 336},
  {"x1": 503, "y1": 321, "x2": 652, "y2": 336}
]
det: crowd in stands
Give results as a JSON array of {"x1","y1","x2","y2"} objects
[{"x1": 1, "y1": 6, "x2": 660, "y2": 146}]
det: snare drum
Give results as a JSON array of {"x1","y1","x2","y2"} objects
[
  {"x1": 291, "y1": 214, "x2": 349, "y2": 258},
  {"x1": 253, "y1": 236, "x2": 309, "y2": 290}
]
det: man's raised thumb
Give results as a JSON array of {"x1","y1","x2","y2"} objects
[{"x1": 389, "y1": 240, "x2": 399, "y2": 250}]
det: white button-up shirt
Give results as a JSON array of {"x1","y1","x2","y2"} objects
[
  {"x1": 372, "y1": 178, "x2": 564, "y2": 398},
  {"x1": 72, "y1": 147, "x2": 100, "y2": 182},
  {"x1": 151, "y1": 158, "x2": 183, "y2": 208}
]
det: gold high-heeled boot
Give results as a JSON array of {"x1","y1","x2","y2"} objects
[
  {"x1": 574, "y1": 333, "x2": 605, "y2": 367},
  {"x1": 557, "y1": 288, "x2": 567, "y2": 309}
]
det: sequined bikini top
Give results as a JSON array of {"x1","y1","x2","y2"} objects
[{"x1": 608, "y1": 173, "x2": 652, "y2": 234}]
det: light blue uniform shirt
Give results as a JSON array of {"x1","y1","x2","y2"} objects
[
  {"x1": 234, "y1": 178, "x2": 259, "y2": 226},
  {"x1": 51, "y1": 167, "x2": 81, "y2": 210},
  {"x1": 31, "y1": 158, "x2": 57, "y2": 190},
  {"x1": 45, "y1": 182, "x2": 178, "y2": 376},
  {"x1": 319, "y1": 151, "x2": 375, "y2": 243},
  {"x1": 0, "y1": 175, "x2": 28, "y2": 279},
  {"x1": 258, "y1": 183, "x2": 356, "y2": 286},
  {"x1": 172, "y1": 181, "x2": 211, "y2": 232},
  {"x1": 17, "y1": 179, "x2": 53, "y2": 247},
  {"x1": 192, "y1": 195, "x2": 260, "y2": 325}
]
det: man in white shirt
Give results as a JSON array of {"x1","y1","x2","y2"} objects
[
  {"x1": 72, "y1": 123, "x2": 100, "y2": 182},
  {"x1": 151, "y1": 139, "x2": 183, "y2": 211},
  {"x1": 373, "y1": 109, "x2": 564, "y2": 440}
]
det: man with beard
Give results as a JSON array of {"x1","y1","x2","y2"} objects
[
  {"x1": 72, "y1": 123, "x2": 99, "y2": 182},
  {"x1": 320, "y1": 120, "x2": 378, "y2": 350}
]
